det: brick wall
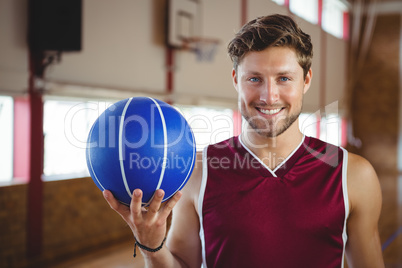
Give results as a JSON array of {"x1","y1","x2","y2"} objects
[
  {"x1": 0, "y1": 178, "x2": 133, "y2": 268},
  {"x1": 348, "y1": 14, "x2": 400, "y2": 173},
  {"x1": 42, "y1": 177, "x2": 133, "y2": 265},
  {"x1": 0, "y1": 183, "x2": 28, "y2": 268}
]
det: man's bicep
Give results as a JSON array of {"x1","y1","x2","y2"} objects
[{"x1": 345, "y1": 153, "x2": 384, "y2": 268}]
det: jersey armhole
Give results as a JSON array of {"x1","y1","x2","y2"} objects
[
  {"x1": 198, "y1": 146, "x2": 209, "y2": 268},
  {"x1": 341, "y1": 147, "x2": 349, "y2": 268}
]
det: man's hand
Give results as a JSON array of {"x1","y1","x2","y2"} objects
[{"x1": 103, "y1": 188, "x2": 182, "y2": 251}]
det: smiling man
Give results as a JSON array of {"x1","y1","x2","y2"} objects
[
  {"x1": 103, "y1": 14, "x2": 384, "y2": 268},
  {"x1": 234, "y1": 46, "x2": 310, "y2": 140}
]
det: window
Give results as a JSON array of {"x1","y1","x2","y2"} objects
[
  {"x1": 176, "y1": 105, "x2": 234, "y2": 151},
  {"x1": 319, "y1": 113, "x2": 344, "y2": 146},
  {"x1": 43, "y1": 99, "x2": 112, "y2": 179},
  {"x1": 299, "y1": 112, "x2": 345, "y2": 146},
  {"x1": 0, "y1": 96, "x2": 13, "y2": 182},
  {"x1": 271, "y1": 0, "x2": 285, "y2": 5},
  {"x1": 272, "y1": 0, "x2": 349, "y2": 39},
  {"x1": 290, "y1": 0, "x2": 318, "y2": 24},
  {"x1": 322, "y1": 0, "x2": 348, "y2": 39},
  {"x1": 43, "y1": 100, "x2": 234, "y2": 178},
  {"x1": 299, "y1": 112, "x2": 319, "y2": 139}
]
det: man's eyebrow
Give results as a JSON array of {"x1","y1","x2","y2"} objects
[
  {"x1": 277, "y1": 70, "x2": 297, "y2": 76},
  {"x1": 242, "y1": 70, "x2": 299, "y2": 76},
  {"x1": 243, "y1": 71, "x2": 263, "y2": 75}
]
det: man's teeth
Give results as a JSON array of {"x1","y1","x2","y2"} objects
[{"x1": 259, "y1": 108, "x2": 281, "y2": 115}]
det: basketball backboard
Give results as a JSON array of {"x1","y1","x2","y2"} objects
[{"x1": 167, "y1": 0, "x2": 200, "y2": 49}]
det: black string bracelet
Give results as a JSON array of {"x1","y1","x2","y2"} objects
[{"x1": 133, "y1": 237, "x2": 167, "y2": 258}]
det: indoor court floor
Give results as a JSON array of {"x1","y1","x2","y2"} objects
[{"x1": 53, "y1": 172, "x2": 402, "y2": 268}]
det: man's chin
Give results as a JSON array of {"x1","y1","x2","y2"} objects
[
  {"x1": 245, "y1": 115, "x2": 300, "y2": 138},
  {"x1": 254, "y1": 128, "x2": 285, "y2": 138}
]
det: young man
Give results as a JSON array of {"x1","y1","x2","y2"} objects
[{"x1": 103, "y1": 14, "x2": 384, "y2": 267}]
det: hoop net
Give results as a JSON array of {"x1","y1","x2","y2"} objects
[{"x1": 182, "y1": 37, "x2": 220, "y2": 62}]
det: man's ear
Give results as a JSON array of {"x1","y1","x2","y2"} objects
[
  {"x1": 303, "y1": 68, "x2": 313, "y2": 94},
  {"x1": 232, "y1": 69, "x2": 239, "y2": 92}
]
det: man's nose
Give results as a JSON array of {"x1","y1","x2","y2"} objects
[{"x1": 260, "y1": 82, "x2": 279, "y2": 104}]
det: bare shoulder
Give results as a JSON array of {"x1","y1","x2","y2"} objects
[
  {"x1": 347, "y1": 152, "x2": 377, "y2": 179},
  {"x1": 346, "y1": 152, "x2": 382, "y2": 213}
]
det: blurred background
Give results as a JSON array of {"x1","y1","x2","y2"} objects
[{"x1": 0, "y1": 0, "x2": 401, "y2": 267}]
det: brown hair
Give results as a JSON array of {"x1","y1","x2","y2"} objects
[{"x1": 227, "y1": 14, "x2": 313, "y2": 78}]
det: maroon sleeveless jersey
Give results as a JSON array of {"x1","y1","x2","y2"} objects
[{"x1": 198, "y1": 135, "x2": 349, "y2": 268}]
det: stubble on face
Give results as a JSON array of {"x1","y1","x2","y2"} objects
[{"x1": 240, "y1": 100, "x2": 302, "y2": 138}]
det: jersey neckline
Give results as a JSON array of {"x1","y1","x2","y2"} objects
[{"x1": 238, "y1": 134, "x2": 307, "y2": 178}]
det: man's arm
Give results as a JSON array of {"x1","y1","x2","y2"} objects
[
  {"x1": 103, "y1": 152, "x2": 203, "y2": 268},
  {"x1": 166, "y1": 152, "x2": 203, "y2": 267},
  {"x1": 345, "y1": 152, "x2": 384, "y2": 268}
]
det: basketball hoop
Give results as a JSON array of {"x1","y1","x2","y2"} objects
[{"x1": 182, "y1": 37, "x2": 220, "y2": 62}]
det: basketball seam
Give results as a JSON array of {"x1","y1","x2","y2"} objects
[
  {"x1": 119, "y1": 97, "x2": 134, "y2": 199},
  {"x1": 163, "y1": 128, "x2": 196, "y2": 201},
  {"x1": 143, "y1": 97, "x2": 168, "y2": 206}
]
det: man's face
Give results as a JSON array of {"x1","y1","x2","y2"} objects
[{"x1": 232, "y1": 46, "x2": 312, "y2": 138}]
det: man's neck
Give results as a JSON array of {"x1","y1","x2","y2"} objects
[{"x1": 240, "y1": 122, "x2": 304, "y2": 170}]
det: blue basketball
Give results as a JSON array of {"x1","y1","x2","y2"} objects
[{"x1": 86, "y1": 97, "x2": 196, "y2": 206}]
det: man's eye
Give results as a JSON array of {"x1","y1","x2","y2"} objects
[
  {"x1": 249, "y1": 77, "x2": 260, "y2": 82},
  {"x1": 279, "y1": 77, "x2": 289, "y2": 82}
]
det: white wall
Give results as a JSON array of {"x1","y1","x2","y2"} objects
[
  {"x1": 174, "y1": 0, "x2": 241, "y2": 107},
  {"x1": 298, "y1": 18, "x2": 322, "y2": 113},
  {"x1": 325, "y1": 34, "x2": 347, "y2": 109},
  {"x1": 0, "y1": 0, "x2": 29, "y2": 95},
  {"x1": 0, "y1": 0, "x2": 347, "y2": 112},
  {"x1": 46, "y1": 0, "x2": 166, "y2": 96}
]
